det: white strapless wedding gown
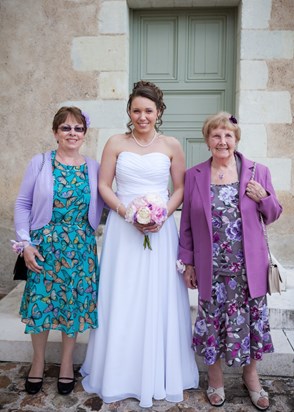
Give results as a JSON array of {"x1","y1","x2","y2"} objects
[{"x1": 80, "y1": 152, "x2": 199, "y2": 408}]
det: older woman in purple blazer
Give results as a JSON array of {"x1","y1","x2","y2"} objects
[{"x1": 178, "y1": 112, "x2": 282, "y2": 410}]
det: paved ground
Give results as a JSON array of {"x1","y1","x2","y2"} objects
[{"x1": 0, "y1": 362, "x2": 293, "y2": 412}]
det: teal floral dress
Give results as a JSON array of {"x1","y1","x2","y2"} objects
[
  {"x1": 20, "y1": 151, "x2": 99, "y2": 337},
  {"x1": 192, "y1": 182, "x2": 273, "y2": 367}
]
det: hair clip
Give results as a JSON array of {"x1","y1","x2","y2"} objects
[
  {"x1": 229, "y1": 115, "x2": 238, "y2": 124},
  {"x1": 82, "y1": 111, "x2": 91, "y2": 127}
]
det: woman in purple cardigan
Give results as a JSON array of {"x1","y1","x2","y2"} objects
[
  {"x1": 14, "y1": 107, "x2": 104, "y2": 396},
  {"x1": 178, "y1": 112, "x2": 282, "y2": 410}
]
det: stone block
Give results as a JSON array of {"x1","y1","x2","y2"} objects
[
  {"x1": 128, "y1": 0, "x2": 240, "y2": 7},
  {"x1": 267, "y1": 124, "x2": 294, "y2": 158},
  {"x1": 268, "y1": 60, "x2": 294, "y2": 92},
  {"x1": 285, "y1": 330, "x2": 294, "y2": 349},
  {"x1": 241, "y1": 30, "x2": 294, "y2": 60},
  {"x1": 241, "y1": 0, "x2": 271, "y2": 29},
  {"x1": 252, "y1": 157, "x2": 291, "y2": 191},
  {"x1": 240, "y1": 60, "x2": 268, "y2": 90},
  {"x1": 270, "y1": 0, "x2": 294, "y2": 30},
  {"x1": 61, "y1": 99, "x2": 128, "y2": 129},
  {"x1": 99, "y1": 0, "x2": 129, "y2": 34},
  {"x1": 239, "y1": 91, "x2": 292, "y2": 124},
  {"x1": 99, "y1": 71, "x2": 129, "y2": 99},
  {"x1": 238, "y1": 124, "x2": 267, "y2": 157},
  {"x1": 72, "y1": 36, "x2": 127, "y2": 71}
]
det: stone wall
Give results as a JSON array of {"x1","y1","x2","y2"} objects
[{"x1": 0, "y1": 0, "x2": 293, "y2": 294}]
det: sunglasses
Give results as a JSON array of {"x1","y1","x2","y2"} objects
[{"x1": 58, "y1": 125, "x2": 85, "y2": 133}]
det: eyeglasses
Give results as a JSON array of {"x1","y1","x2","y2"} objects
[{"x1": 58, "y1": 125, "x2": 85, "y2": 133}]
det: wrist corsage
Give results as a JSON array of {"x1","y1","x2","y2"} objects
[
  {"x1": 10, "y1": 239, "x2": 41, "y2": 255},
  {"x1": 176, "y1": 259, "x2": 186, "y2": 274}
]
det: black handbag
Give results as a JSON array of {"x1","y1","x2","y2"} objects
[
  {"x1": 13, "y1": 153, "x2": 45, "y2": 282},
  {"x1": 13, "y1": 254, "x2": 28, "y2": 281}
]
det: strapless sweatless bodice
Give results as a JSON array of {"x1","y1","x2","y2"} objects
[{"x1": 116, "y1": 152, "x2": 171, "y2": 203}]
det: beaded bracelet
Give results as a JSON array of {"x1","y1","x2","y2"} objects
[{"x1": 116, "y1": 202, "x2": 123, "y2": 215}]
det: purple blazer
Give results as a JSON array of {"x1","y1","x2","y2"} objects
[
  {"x1": 178, "y1": 151, "x2": 282, "y2": 300},
  {"x1": 14, "y1": 151, "x2": 104, "y2": 241}
]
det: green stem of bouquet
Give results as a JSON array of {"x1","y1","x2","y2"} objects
[{"x1": 143, "y1": 234, "x2": 152, "y2": 250}]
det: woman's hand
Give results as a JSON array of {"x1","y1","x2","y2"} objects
[
  {"x1": 133, "y1": 222, "x2": 162, "y2": 234},
  {"x1": 246, "y1": 179, "x2": 268, "y2": 203},
  {"x1": 183, "y1": 265, "x2": 197, "y2": 289},
  {"x1": 23, "y1": 245, "x2": 44, "y2": 274}
]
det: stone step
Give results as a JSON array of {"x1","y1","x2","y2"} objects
[{"x1": 0, "y1": 278, "x2": 293, "y2": 377}]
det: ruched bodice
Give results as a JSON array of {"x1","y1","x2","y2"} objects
[{"x1": 116, "y1": 152, "x2": 170, "y2": 203}]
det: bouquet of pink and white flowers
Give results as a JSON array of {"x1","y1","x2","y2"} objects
[{"x1": 125, "y1": 193, "x2": 168, "y2": 250}]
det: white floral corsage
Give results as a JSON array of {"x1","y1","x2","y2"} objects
[
  {"x1": 176, "y1": 259, "x2": 186, "y2": 274},
  {"x1": 10, "y1": 239, "x2": 41, "y2": 255}
]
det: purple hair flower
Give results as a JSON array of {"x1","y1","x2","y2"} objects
[
  {"x1": 229, "y1": 115, "x2": 238, "y2": 124},
  {"x1": 82, "y1": 111, "x2": 91, "y2": 127}
]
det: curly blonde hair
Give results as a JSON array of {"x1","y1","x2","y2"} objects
[{"x1": 202, "y1": 111, "x2": 241, "y2": 144}]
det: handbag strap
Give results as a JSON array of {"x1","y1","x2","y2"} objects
[
  {"x1": 259, "y1": 212, "x2": 274, "y2": 266},
  {"x1": 251, "y1": 161, "x2": 274, "y2": 266}
]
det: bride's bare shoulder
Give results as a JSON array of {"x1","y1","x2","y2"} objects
[
  {"x1": 105, "y1": 133, "x2": 131, "y2": 149},
  {"x1": 159, "y1": 134, "x2": 182, "y2": 151}
]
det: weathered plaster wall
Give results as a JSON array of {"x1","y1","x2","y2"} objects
[
  {"x1": 1, "y1": 0, "x2": 293, "y2": 295},
  {"x1": 0, "y1": 0, "x2": 104, "y2": 294}
]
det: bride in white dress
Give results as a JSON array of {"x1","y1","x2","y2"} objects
[{"x1": 80, "y1": 81, "x2": 199, "y2": 408}]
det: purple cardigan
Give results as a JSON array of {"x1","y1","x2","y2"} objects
[
  {"x1": 14, "y1": 151, "x2": 104, "y2": 241},
  {"x1": 178, "y1": 152, "x2": 283, "y2": 300}
]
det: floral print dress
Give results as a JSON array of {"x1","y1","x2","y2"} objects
[
  {"x1": 20, "y1": 151, "x2": 98, "y2": 337},
  {"x1": 192, "y1": 182, "x2": 273, "y2": 367}
]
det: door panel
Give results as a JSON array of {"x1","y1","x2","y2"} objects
[
  {"x1": 141, "y1": 18, "x2": 178, "y2": 80},
  {"x1": 188, "y1": 17, "x2": 226, "y2": 80},
  {"x1": 131, "y1": 8, "x2": 236, "y2": 168}
]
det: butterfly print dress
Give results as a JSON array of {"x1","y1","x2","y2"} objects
[{"x1": 20, "y1": 151, "x2": 98, "y2": 337}]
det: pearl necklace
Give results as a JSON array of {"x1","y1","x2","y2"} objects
[{"x1": 131, "y1": 130, "x2": 157, "y2": 148}]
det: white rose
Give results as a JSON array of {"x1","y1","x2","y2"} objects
[{"x1": 136, "y1": 206, "x2": 152, "y2": 224}]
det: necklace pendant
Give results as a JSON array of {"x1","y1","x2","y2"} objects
[{"x1": 219, "y1": 173, "x2": 224, "y2": 180}]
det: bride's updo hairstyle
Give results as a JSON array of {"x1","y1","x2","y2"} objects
[
  {"x1": 126, "y1": 80, "x2": 167, "y2": 133},
  {"x1": 202, "y1": 111, "x2": 241, "y2": 145}
]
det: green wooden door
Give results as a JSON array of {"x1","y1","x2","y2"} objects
[{"x1": 130, "y1": 8, "x2": 236, "y2": 168}]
